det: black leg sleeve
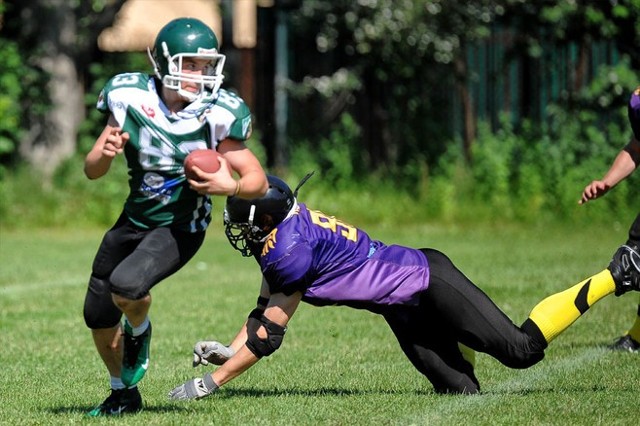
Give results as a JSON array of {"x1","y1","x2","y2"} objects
[
  {"x1": 419, "y1": 248, "x2": 545, "y2": 369},
  {"x1": 626, "y1": 213, "x2": 640, "y2": 245}
]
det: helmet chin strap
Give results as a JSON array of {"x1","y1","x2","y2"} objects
[
  {"x1": 147, "y1": 47, "x2": 161, "y2": 79},
  {"x1": 176, "y1": 86, "x2": 203, "y2": 102}
]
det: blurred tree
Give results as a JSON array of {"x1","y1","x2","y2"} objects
[
  {"x1": 287, "y1": 0, "x2": 510, "y2": 168},
  {"x1": 499, "y1": 0, "x2": 640, "y2": 110},
  {"x1": 285, "y1": 0, "x2": 639, "y2": 172},
  {"x1": 1, "y1": 0, "x2": 124, "y2": 178}
]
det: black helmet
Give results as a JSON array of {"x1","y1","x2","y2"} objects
[{"x1": 224, "y1": 174, "x2": 314, "y2": 257}]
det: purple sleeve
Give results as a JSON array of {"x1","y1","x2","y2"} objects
[{"x1": 262, "y1": 242, "x2": 314, "y2": 296}]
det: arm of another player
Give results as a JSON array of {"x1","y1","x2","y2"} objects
[
  {"x1": 187, "y1": 138, "x2": 267, "y2": 197},
  {"x1": 579, "y1": 137, "x2": 640, "y2": 204},
  {"x1": 84, "y1": 114, "x2": 130, "y2": 179}
]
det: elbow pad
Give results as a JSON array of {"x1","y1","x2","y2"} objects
[{"x1": 246, "y1": 314, "x2": 287, "y2": 358}]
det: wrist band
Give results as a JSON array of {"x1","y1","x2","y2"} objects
[
  {"x1": 234, "y1": 180, "x2": 241, "y2": 196},
  {"x1": 202, "y1": 373, "x2": 219, "y2": 393}
]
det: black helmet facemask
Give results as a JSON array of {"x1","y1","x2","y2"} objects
[{"x1": 224, "y1": 172, "x2": 314, "y2": 257}]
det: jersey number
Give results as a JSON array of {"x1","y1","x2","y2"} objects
[
  {"x1": 138, "y1": 127, "x2": 206, "y2": 170},
  {"x1": 309, "y1": 210, "x2": 357, "y2": 242}
]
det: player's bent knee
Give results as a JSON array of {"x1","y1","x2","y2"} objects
[
  {"x1": 83, "y1": 295, "x2": 122, "y2": 329},
  {"x1": 500, "y1": 351, "x2": 545, "y2": 369},
  {"x1": 109, "y1": 272, "x2": 150, "y2": 301},
  {"x1": 83, "y1": 276, "x2": 122, "y2": 329}
]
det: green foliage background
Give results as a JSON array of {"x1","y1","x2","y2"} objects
[
  {"x1": 0, "y1": 1, "x2": 638, "y2": 230},
  {"x1": 1, "y1": 110, "x2": 637, "y2": 230}
]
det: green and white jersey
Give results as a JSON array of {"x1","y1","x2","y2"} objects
[{"x1": 97, "y1": 73, "x2": 252, "y2": 232}]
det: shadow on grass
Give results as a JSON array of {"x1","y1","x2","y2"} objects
[
  {"x1": 46, "y1": 387, "x2": 436, "y2": 417},
  {"x1": 46, "y1": 378, "x2": 635, "y2": 417},
  {"x1": 217, "y1": 386, "x2": 435, "y2": 398},
  {"x1": 47, "y1": 405, "x2": 188, "y2": 415}
]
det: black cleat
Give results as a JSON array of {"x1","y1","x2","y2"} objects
[
  {"x1": 87, "y1": 387, "x2": 142, "y2": 417},
  {"x1": 608, "y1": 244, "x2": 640, "y2": 296},
  {"x1": 608, "y1": 334, "x2": 640, "y2": 353}
]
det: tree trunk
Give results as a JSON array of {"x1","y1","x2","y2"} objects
[
  {"x1": 454, "y1": 53, "x2": 476, "y2": 164},
  {"x1": 20, "y1": 53, "x2": 84, "y2": 179},
  {"x1": 14, "y1": 0, "x2": 124, "y2": 182}
]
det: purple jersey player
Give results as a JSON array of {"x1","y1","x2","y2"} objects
[
  {"x1": 580, "y1": 86, "x2": 640, "y2": 352},
  {"x1": 261, "y1": 204, "x2": 429, "y2": 309},
  {"x1": 169, "y1": 174, "x2": 640, "y2": 400}
]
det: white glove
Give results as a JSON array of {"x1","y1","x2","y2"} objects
[
  {"x1": 168, "y1": 374, "x2": 218, "y2": 401},
  {"x1": 193, "y1": 341, "x2": 236, "y2": 367}
]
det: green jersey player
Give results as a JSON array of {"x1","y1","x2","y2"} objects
[{"x1": 83, "y1": 17, "x2": 267, "y2": 416}]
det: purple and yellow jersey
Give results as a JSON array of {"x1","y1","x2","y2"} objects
[
  {"x1": 630, "y1": 86, "x2": 640, "y2": 140},
  {"x1": 96, "y1": 73, "x2": 252, "y2": 232},
  {"x1": 259, "y1": 203, "x2": 430, "y2": 311}
]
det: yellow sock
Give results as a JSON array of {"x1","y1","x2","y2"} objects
[
  {"x1": 527, "y1": 269, "x2": 616, "y2": 344},
  {"x1": 625, "y1": 296, "x2": 640, "y2": 342}
]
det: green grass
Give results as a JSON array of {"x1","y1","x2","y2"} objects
[{"x1": 1, "y1": 221, "x2": 638, "y2": 425}]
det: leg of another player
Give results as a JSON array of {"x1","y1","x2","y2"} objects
[
  {"x1": 610, "y1": 221, "x2": 640, "y2": 352},
  {"x1": 626, "y1": 298, "x2": 640, "y2": 343},
  {"x1": 610, "y1": 297, "x2": 640, "y2": 352}
]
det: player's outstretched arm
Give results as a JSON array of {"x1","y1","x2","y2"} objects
[
  {"x1": 192, "y1": 279, "x2": 271, "y2": 367},
  {"x1": 580, "y1": 137, "x2": 640, "y2": 204},
  {"x1": 212, "y1": 291, "x2": 301, "y2": 387},
  {"x1": 169, "y1": 291, "x2": 301, "y2": 401}
]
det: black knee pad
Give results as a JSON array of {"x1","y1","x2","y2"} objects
[{"x1": 83, "y1": 275, "x2": 122, "y2": 329}]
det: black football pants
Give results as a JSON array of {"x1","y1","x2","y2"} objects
[
  {"x1": 383, "y1": 248, "x2": 546, "y2": 394},
  {"x1": 83, "y1": 212, "x2": 205, "y2": 329},
  {"x1": 627, "y1": 213, "x2": 640, "y2": 245}
]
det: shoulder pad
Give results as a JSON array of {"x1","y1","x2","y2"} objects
[
  {"x1": 104, "y1": 73, "x2": 151, "y2": 92},
  {"x1": 204, "y1": 89, "x2": 252, "y2": 140},
  {"x1": 212, "y1": 89, "x2": 251, "y2": 120},
  {"x1": 97, "y1": 73, "x2": 152, "y2": 113}
]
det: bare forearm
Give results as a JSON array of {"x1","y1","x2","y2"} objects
[
  {"x1": 602, "y1": 148, "x2": 637, "y2": 188},
  {"x1": 84, "y1": 149, "x2": 114, "y2": 179},
  {"x1": 211, "y1": 346, "x2": 260, "y2": 387},
  {"x1": 85, "y1": 117, "x2": 127, "y2": 179},
  {"x1": 228, "y1": 322, "x2": 249, "y2": 353},
  {"x1": 235, "y1": 168, "x2": 269, "y2": 198}
]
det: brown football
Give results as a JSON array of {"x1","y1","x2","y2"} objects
[{"x1": 184, "y1": 149, "x2": 221, "y2": 180}]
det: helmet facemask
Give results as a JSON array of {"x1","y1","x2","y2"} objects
[
  {"x1": 224, "y1": 205, "x2": 270, "y2": 257},
  {"x1": 223, "y1": 173, "x2": 315, "y2": 257},
  {"x1": 148, "y1": 18, "x2": 226, "y2": 102},
  {"x1": 148, "y1": 45, "x2": 225, "y2": 102}
]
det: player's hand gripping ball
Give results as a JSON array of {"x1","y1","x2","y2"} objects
[{"x1": 184, "y1": 149, "x2": 221, "y2": 180}]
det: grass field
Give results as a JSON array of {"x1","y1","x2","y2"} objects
[{"x1": 1, "y1": 220, "x2": 639, "y2": 425}]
